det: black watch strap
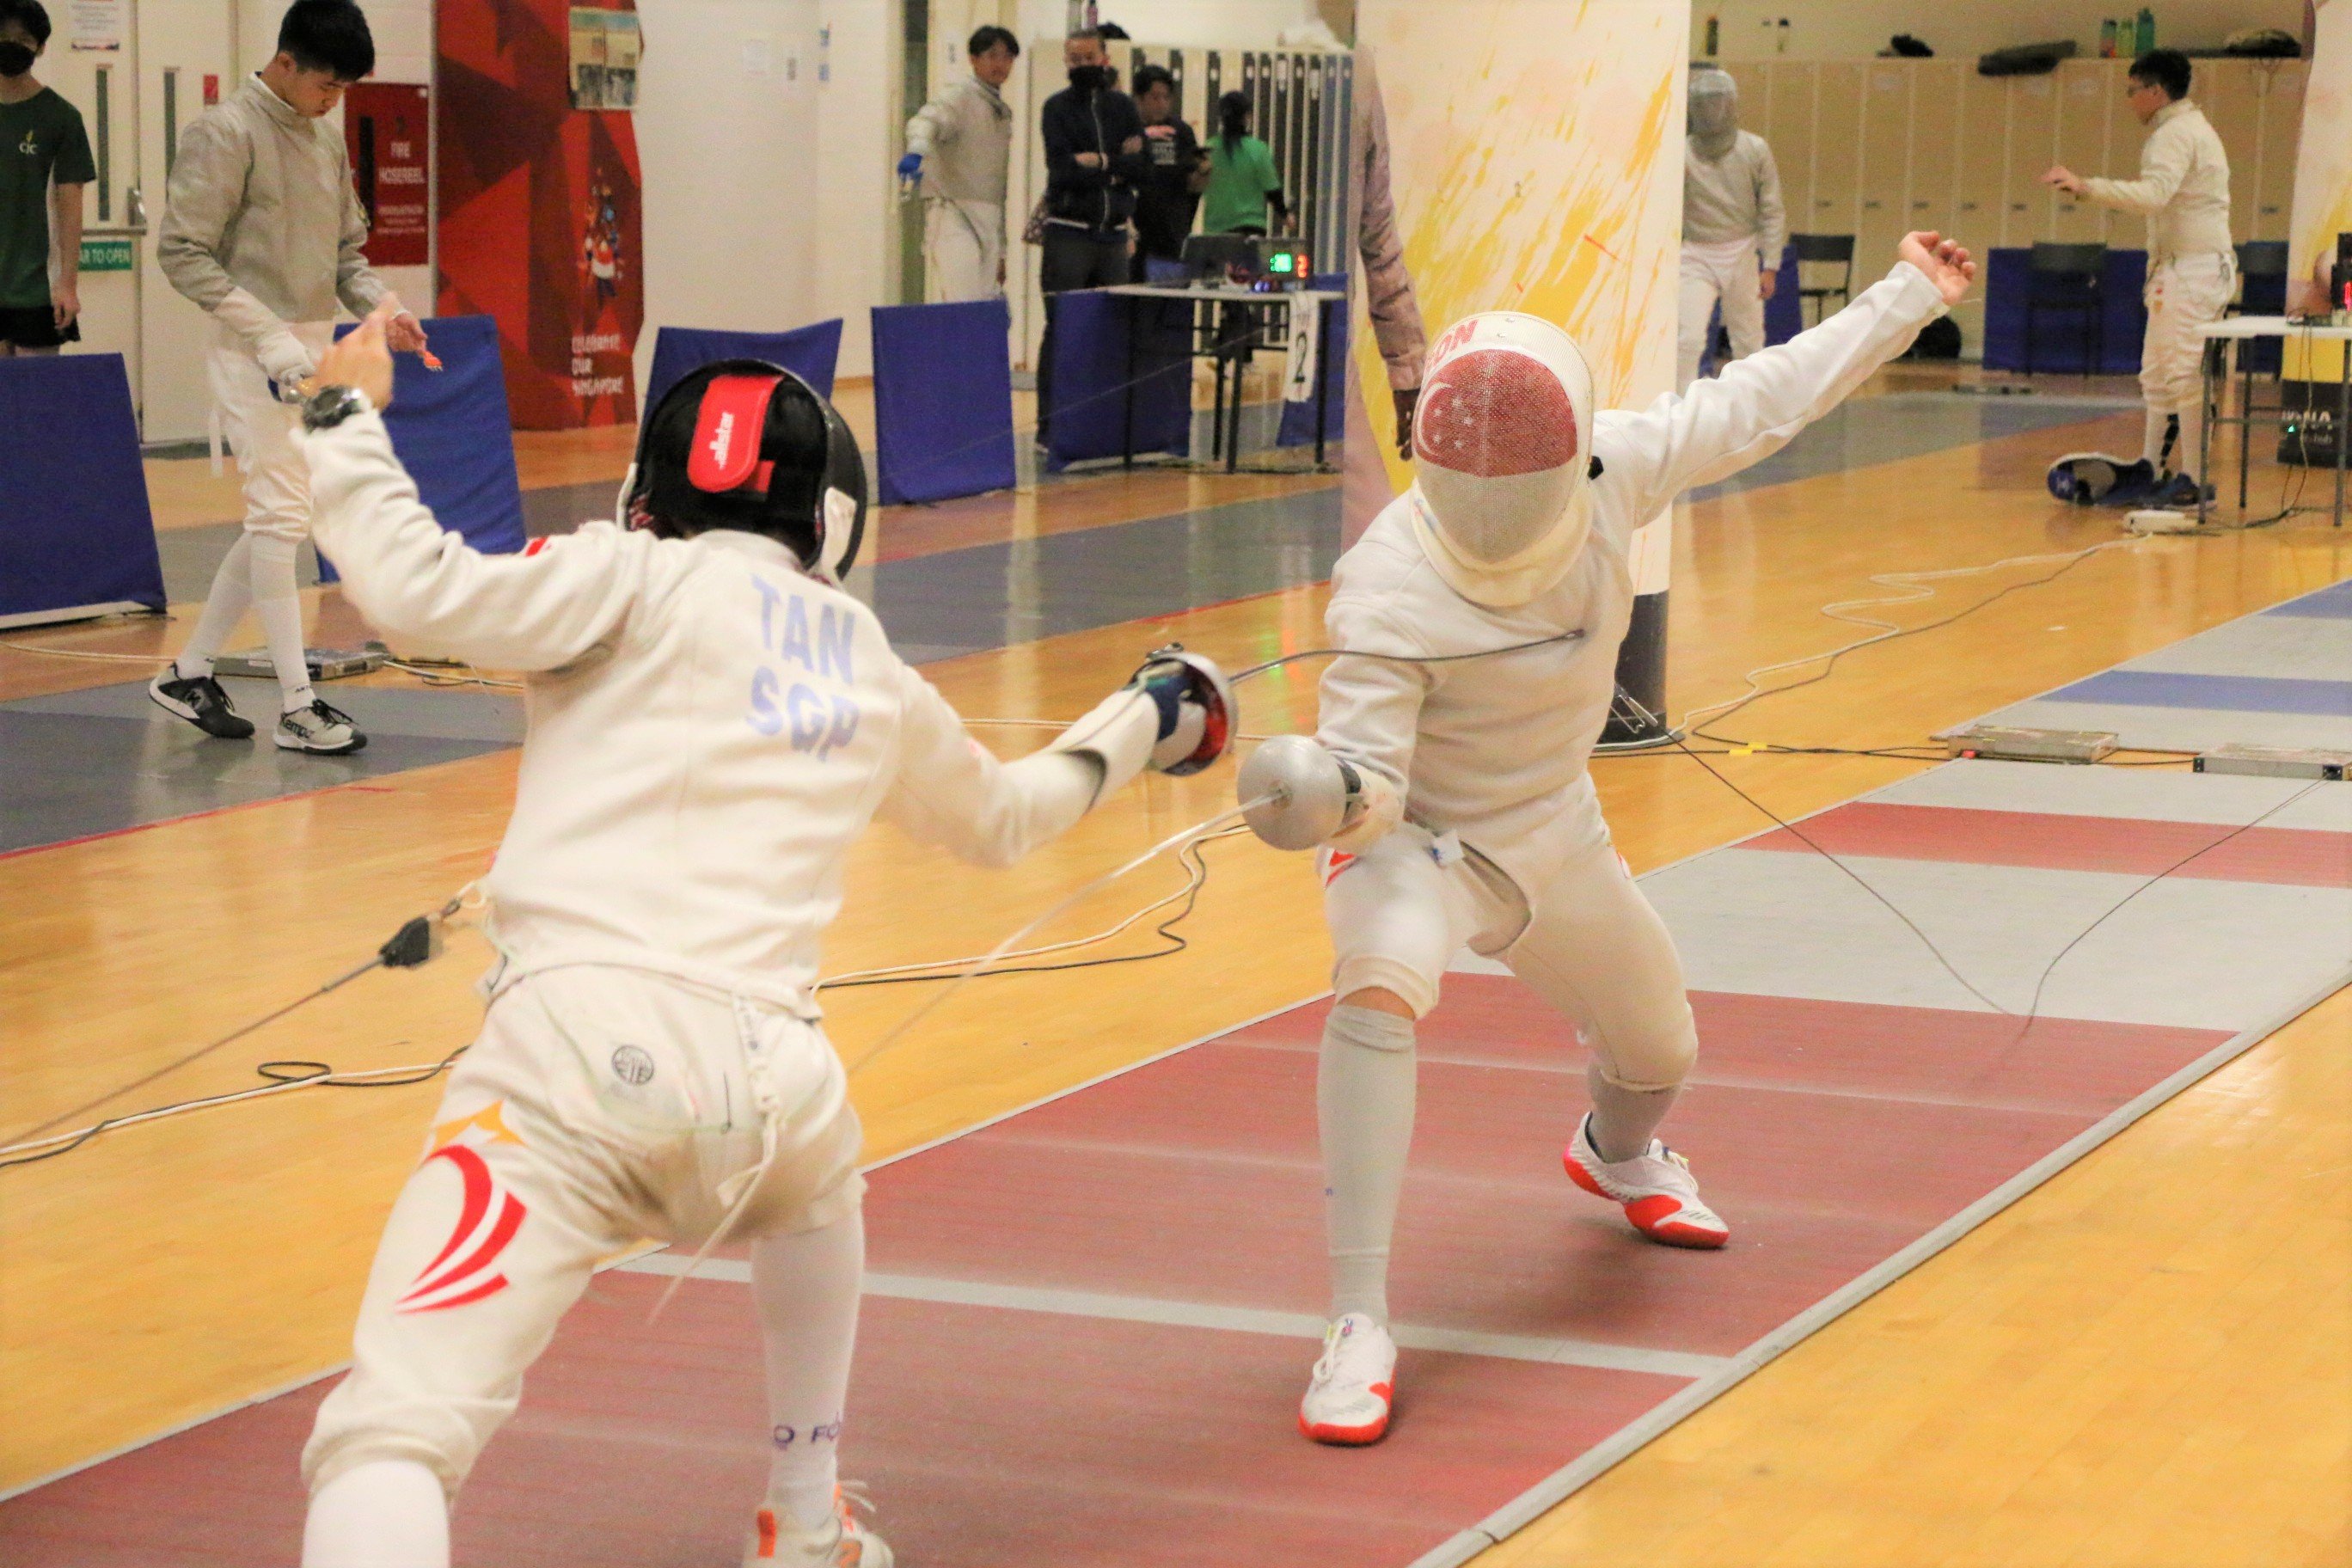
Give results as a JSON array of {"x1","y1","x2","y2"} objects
[{"x1": 302, "y1": 383, "x2": 368, "y2": 432}]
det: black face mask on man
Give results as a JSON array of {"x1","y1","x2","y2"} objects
[
  {"x1": 0, "y1": 41, "x2": 37, "y2": 77},
  {"x1": 1066, "y1": 64, "x2": 1108, "y2": 93}
]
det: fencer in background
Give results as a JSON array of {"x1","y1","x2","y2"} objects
[
  {"x1": 291, "y1": 308, "x2": 1234, "y2": 1568},
  {"x1": 150, "y1": 0, "x2": 430, "y2": 754},
  {"x1": 2044, "y1": 49, "x2": 2233, "y2": 511},
  {"x1": 900, "y1": 25, "x2": 1019, "y2": 303},
  {"x1": 1677, "y1": 67, "x2": 1786, "y2": 394},
  {"x1": 1241, "y1": 233, "x2": 1978, "y2": 1448},
  {"x1": 1340, "y1": 46, "x2": 1428, "y2": 547}
]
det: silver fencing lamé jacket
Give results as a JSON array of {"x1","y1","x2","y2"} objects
[{"x1": 1315, "y1": 260, "x2": 1945, "y2": 903}]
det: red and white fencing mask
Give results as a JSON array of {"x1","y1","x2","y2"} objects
[{"x1": 1408, "y1": 311, "x2": 1596, "y2": 608}]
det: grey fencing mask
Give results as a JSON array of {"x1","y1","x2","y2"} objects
[{"x1": 1688, "y1": 69, "x2": 1738, "y2": 160}]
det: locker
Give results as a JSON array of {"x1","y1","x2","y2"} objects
[
  {"x1": 1853, "y1": 64, "x2": 1909, "y2": 274},
  {"x1": 1763, "y1": 62, "x2": 1815, "y2": 241},
  {"x1": 1810, "y1": 63, "x2": 1865, "y2": 244},
  {"x1": 1907, "y1": 61, "x2": 1962, "y2": 245},
  {"x1": 1954, "y1": 67, "x2": 2010, "y2": 250},
  {"x1": 2051, "y1": 62, "x2": 2116, "y2": 246},
  {"x1": 2002, "y1": 73, "x2": 2060, "y2": 250},
  {"x1": 2197, "y1": 58, "x2": 2263, "y2": 247},
  {"x1": 2251, "y1": 62, "x2": 2305, "y2": 244}
]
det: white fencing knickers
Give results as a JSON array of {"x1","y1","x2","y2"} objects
[
  {"x1": 1317, "y1": 808, "x2": 1699, "y2": 1092},
  {"x1": 301, "y1": 965, "x2": 867, "y2": 1499},
  {"x1": 177, "y1": 319, "x2": 337, "y2": 707},
  {"x1": 926, "y1": 198, "x2": 1005, "y2": 303},
  {"x1": 2140, "y1": 252, "x2": 2236, "y2": 482},
  {"x1": 1677, "y1": 236, "x2": 1767, "y2": 395}
]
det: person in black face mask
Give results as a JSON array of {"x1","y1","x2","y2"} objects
[
  {"x1": 1034, "y1": 28, "x2": 1148, "y2": 445},
  {"x1": 0, "y1": 0, "x2": 95, "y2": 355}
]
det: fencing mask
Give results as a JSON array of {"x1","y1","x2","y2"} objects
[
  {"x1": 617, "y1": 359, "x2": 867, "y2": 583},
  {"x1": 1688, "y1": 68, "x2": 1739, "y2": 160},
  {"x1": 1407, "y1": 311, "x2": 1597, "y2": 609}
]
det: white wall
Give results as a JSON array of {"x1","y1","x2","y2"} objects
[
  {"x1": 815, "y1": 0, "x2": 895, "y2": 378},
  {"x1": 1693, "y1": 1, "x2": 2306, "y2": 62},
  {"x1": 634, "y1": 0, "x2": 825, "y2": 394},
  {"x1": 1014, "y1": 0, "x2": 1319, "y2": 50}
]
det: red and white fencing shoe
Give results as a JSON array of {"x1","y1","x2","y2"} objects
[
  {"x1": 1564, "y1": 1113, "x2": 1730, "y2": 1249},
  {"x1": 744, "y1": 1485, "x2": 892, "y2": 1567},
  {"x1": 1299, "y1": 1311, "x2": 1398, "y2": 1446}
]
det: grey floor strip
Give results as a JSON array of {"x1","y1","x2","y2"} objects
[
  {"x1": 609, "y1": 1253, "x2": 1730, "y2": 1381},
  {"x1": 1401, "y1": 966, "x2": 2351, "y2": 1568}
]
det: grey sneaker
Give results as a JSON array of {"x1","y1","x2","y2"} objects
[
  {"x1": 275, "y1": 698, "x2": 366, "y2": 755},
  {"x1": 148, "y1": 670, "x2": 256, "y2": 739}
]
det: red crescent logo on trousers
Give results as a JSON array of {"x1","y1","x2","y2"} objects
[{"x1": 396, "y1": 1126, "x2": 529, "y2": 1314}]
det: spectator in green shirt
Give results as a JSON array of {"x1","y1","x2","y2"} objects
[
  {"x1": 1204, "y1": 90, "x2": 1289, "y2": 236},
  {"x1": 0, "y1": 0, "x2": 93, "y2": 352}
]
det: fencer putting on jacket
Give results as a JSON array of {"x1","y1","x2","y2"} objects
[
  {"x1": 1240, "y1": 233, "x2": 1977, "y2": 1448},
  {"x1": 289, "y1": 309, "x2": 1234, "y2": 1568}
]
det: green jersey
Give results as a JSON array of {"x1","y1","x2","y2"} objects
[
  {"x1": 1204, "y1": 134, "x2": 1281, "y2": 234},
  {"x1": 0, "y1": 88, "x2": 95, "y2": 308}
]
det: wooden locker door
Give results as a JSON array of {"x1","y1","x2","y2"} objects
[
  {"x1": 1906, "y1": 60, "x2": 1960, "y2": 241},
  {"x1": 2197, "y1": 58, "x2": 2262, "y2": 247},
  {"x1": 2050, "y1": 62, "x2": 2112, "y2": 245},
  {"x1": 1764, "y1": 62, "x2": 1814, "y2": 242},
  {"x1": 2002, "y1": 72, "x2": 2060, "y2": 248},
  {"x1": 1953, "y1": 67, "x2": 2009, "y2": 250},
  {"x1": 1723, "y1": 58, "x2": 1767, "y2": 134},
  {"x1": 2251, "y1": 61, "x2": 2306, "y2": 244},
  {"x1": 1853, "y1": 63, "x2": 1909, "y2": 277},
  {"x1": 1809, "y1": 63, "x2": 1865, "y2": 247},
  {"x1": 2099, "y1": 63, "x2": 2147, "y2": 250}
]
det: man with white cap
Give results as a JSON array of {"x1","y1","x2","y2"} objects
[
  {"x1": 1678, "y1": 66, "x2": 1785, "y2": 393},
  {"x1": 1239, "y1": 231, "x2": 1977, "y2": 1447}
]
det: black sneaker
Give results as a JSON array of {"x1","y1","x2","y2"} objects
[
  {"x1": 276, "y1": 698, "x2": 367, "y2": 756},
  {"x1": 148, "y1": 670, "x2": 256, "y2": 739},
  {"x1": 2094, "y1": 458, "x2": 2162, "y2": 508}
]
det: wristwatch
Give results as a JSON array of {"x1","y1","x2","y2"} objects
[{"x1": 301, "y1": 383, "x2": 371, "y2": 432}]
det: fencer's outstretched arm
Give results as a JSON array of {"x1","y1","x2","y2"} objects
[
  {"x1": 301, "y1": 411, "x2": 648, "y2": 671},
  {"x1": 1298, "y1": 597, "x2": 1417, "y2": 850},
  {"x1": 1599, "y1": 234, "x2": 1970, "y2": 520},
  {"x1": 880, "y1": 652, "x2": 1233, "y2": 869}
]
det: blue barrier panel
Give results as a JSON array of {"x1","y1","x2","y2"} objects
[
  {"x1": 646, "y1": 320, "x2": 844, "y2": 412},
  {"x1": 1277, "y1": 273, "x2": 1347, "y2": 450},
  {"x1": 1044, "y1": 288, "x2": 1191, "y2": 471},
  {"x1": 321, "y1": 314, "x2": 526, "y2": 583},
  {"x1": 0, "y1": 352, "x2": 165, "y2": 622},
  {"x1": 1982, "y1": 247, "x2": 2147, "y2": 374},
  {"x1": 871, "y1": 298, "x2": 1017, "y2": 505},
  {"x1": 1766, "y1": 242, "x2": 1802, "y2": 346}
]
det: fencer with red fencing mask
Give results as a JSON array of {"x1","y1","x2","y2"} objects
[
  {"x1": 1240, "y1": 235, "x2": 1977, "y2": 1448},
  {"x1": 288, "y1": 321, "x2": 1234, "y2": 1568}
]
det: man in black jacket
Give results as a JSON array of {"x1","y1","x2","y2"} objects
[
  {"x1": 1128, "y1": 63, "x2": 1206, "y2": 281},
  {"x1": 1037, "y1": 28, "x2": 1148, "y2": 442}
]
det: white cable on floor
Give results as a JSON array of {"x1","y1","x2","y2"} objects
[
  {"x1": 1674, "y1": 536, "x2": 2142, "y2": 735},
  {"x1": 0, "y1": 641, "x2": 174, "y2": 663}
]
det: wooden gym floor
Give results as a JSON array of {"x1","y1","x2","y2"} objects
[{"x1": 0, "y1": 372, "x2": 2346, "y2": 1564}]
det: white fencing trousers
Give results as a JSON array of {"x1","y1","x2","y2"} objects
[
  {"x1": 1318, "y1": 819, "x2": 1699, "y2": 1093},
  {"x1": 925, "y1": 198, "x2": 1005, "y2": 303},
  {"x1": 2141, "y1": 253, "x2": 2235, "y2": 481},
  {"x1": 1676, "y1": 236, "x2": 1766, "y2": 394},
  {"x1": 300, "y1": 965, "x2": 867, "y2": 1504}
]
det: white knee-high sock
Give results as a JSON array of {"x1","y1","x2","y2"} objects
[
  {"x1": 1586, "y1": 1063, "x2": 1680, "y2": 1163},
  {"x1": 302, "y1": 1458, "x2": 449, "y2": 1568},
  {"x1": 752, "y1": 1210, "x2": 864, "y2": 1533},
  {"x1": 175, "y1": 533, "x2": 256, "y2": 681},
  {"x1": 1319, "y1": 1004, "x2": 1417, "y2": 1325},
  {"x1": 247, "y1": 532, "x2": 315, "y2": 711}
]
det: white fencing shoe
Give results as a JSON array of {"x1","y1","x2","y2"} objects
[
  {"x1": 744, "y1": 1485, "x2": 892, "y2": 1566},
  {"x1": 275, "y1": 698, "x2": 367, "y2": 755},
  {"x1": 1299, "y1": 1312, "x2": 1398, "y2": 1446},
  {"x1": 1564, "y1": 1113, "x2": 1730, "y2": 1249}
]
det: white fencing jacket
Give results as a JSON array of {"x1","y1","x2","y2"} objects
[
  {"x1": 2085, "y1": 99, "x2": 2233, "y2": 266},
  {"x1": 906, "y1": 74, "x2": 1014, "y2": 206},
  {"x1": 1682, "y1": 129, "x2": 1787, "y2": 260},
  {"x1": 301, "y1": 412, "x2": 1157, "y2": 1015},
  {"x1": 1316, "y1": 260, "x2": 1947, "y2": 900}
]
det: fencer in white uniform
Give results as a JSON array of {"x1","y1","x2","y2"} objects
[
  {"x1": 289, "y1": 309, "x2": 1234, "y2": 1567},
  {"x1": 902, "y1": 27, "x2": 1019, "y2": 303},
  {"x1": 1678, "y1": 67, "x2": 1786, "y2": 395},
  {"x1": 2044, "y1": 51, "x2": 2233, "y2": 510},
  {"x1": 1240, "y1": 234, "x2": 1977, "y2": 1447}
]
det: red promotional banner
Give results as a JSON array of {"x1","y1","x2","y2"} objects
[
  {"x1": 434, "y1": 0, "x2": 643, "y2": 429},
  {"x1": 344, "y1": 83, "x2": 430, "y2": 268}
]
